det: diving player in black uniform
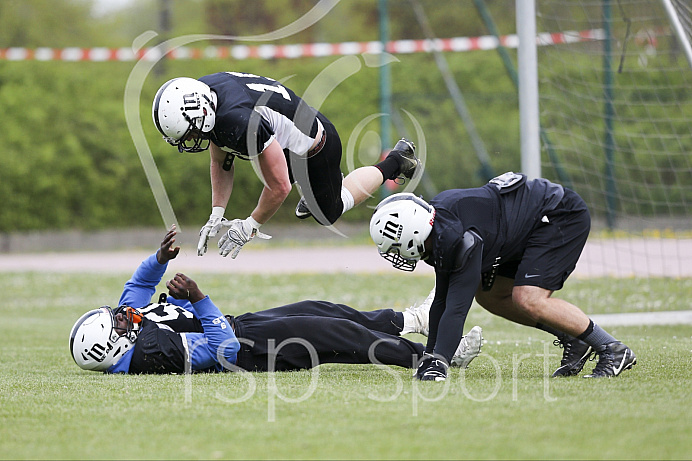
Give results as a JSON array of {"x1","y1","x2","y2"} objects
[
  {"x1": 152, "y1": 72, "x2": 421, "y2": 260},
  {"x1": 370, "y1": 172, "x2": 637, "y2": 381}
]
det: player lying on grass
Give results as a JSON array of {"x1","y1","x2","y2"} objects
[
  {"x1": 370, "y1": 172, "x2": 637, "y2": 381},
  {"x1": 69, "y1": 226, "x2": 482, "y2": 374}
]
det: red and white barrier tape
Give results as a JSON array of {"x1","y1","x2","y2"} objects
[{"x1": 0, "y1": 30, "x2": 604, "y2": 61}]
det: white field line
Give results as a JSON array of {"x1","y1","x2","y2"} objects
[{"x1": 590, "y1": 310, "x2": 692, "y2": 326}]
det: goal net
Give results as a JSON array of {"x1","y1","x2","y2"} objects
[{"x1": 534, "y1": 0, "x2": 692, "y2": 278}]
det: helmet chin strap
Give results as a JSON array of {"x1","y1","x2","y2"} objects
[
  {"x1": 202, "y1": 92, "x2": 216, "y2": 112},
  {"x1": 416, "y1": 244, "x2": 425, "y2": 256}
]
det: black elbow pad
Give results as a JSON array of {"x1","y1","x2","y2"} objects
[{"x1": 452, "y1": 230, "x2": 482, "y2": 270}]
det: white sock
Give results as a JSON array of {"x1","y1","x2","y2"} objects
[
  {"x1": 401, "y1": 310, "x2": 416, "y2": 335},
  {"x1": 340, "y1": 186, "x2": 355, "y2": 214}
]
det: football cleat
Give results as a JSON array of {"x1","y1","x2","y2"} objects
[
  {"x1": 387, "y1": 138, "x2": 420, "y2": 180},
  {"x1": 402, "y1": 287, "x2": 434, "y2": 336},
  {"x1": 551, "y1": 336, "x2": 593, "y2": 377},
  {"x1": 416, "y1": 354, "x2": 448, "y2": 381},
  {"x1": 451, "y1": 326, "x2": 483, "y2": 368},
  {"x1": 295, "y1": 197, "x2": 312, "y2": 220},
  {"x1": 583, "y1": 341, "x2": 637, "y2": 378}
]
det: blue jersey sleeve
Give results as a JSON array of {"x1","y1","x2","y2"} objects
[
  {"x1": 118, "y1": 253, "x2": 168, "y2": 309},
  {"x1": 185, "y1": 296, "x2": 240, "y2": 371},
  {"x1": 106, "y1": 350, "x2": 134, "y2": 374}
]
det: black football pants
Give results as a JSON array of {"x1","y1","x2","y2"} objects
[{"x1": 233, "y1": 300, "x2": 424, "y2": 371}]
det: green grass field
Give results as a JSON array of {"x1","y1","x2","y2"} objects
[{"x1": 1, "y1": 270, "x2": 691, "y2": 460}]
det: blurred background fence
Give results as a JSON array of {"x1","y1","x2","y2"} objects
[{"x1": 0, "y1": 0, "x2": 689, "y2": 277}]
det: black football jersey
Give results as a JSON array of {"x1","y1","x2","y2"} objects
[
  {"x1": 428, "y1": 176, "x2": 565, "y2": 272},
  {"x1": 128, "y1": 319, "x2": 188, "y2": 374},
  {"x1": 128, "y1": 301, "x2": 205, "y2": 374},
  {"x1": 138, "y1": 301, "x2": 203, "y2": 333},
  {"x1": 199, "y1": 72, "x2": 322, "y2": 160}
]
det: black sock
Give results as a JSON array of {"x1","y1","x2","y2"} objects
[
  {"x1": 576, "y1": 319, "x2": 595, "y2": 341},
  {"x1": 374, "y1": 155, "x2": 401, "y2": 182}
]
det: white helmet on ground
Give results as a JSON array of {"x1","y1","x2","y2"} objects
[
  {"x1": 69, "y1": 306, "x2": 140, "y2": 371},
  {"x1": 152, "y1": 77, "x2": 216, "y2": 153},
  {"x1": 369, "y1": 193, "x2": 436, "y2": 271}
]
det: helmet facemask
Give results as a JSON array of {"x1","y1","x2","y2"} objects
[
  {"x1": 112, "y1": 305, "x2": 143, "y2": 342},
  {"x1": 172, "y1": 111, "x2": 211, "y2": 153},
  {"x1": 380, "y1": 246, "x2": 419, "y2": 272}
]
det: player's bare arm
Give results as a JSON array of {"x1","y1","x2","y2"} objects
[
  {"x1": 196, "y1": 144, "x2": 236, "y2": 256},
  {"x1": 216, "y1": 141, "x2": 287, "y2": 259},
  {"x1": 251, "y1": 139, "x2": 292, "y2": 224},
  {"x1": 210, "y1": 142, "x2": 235, "y2": 209}
]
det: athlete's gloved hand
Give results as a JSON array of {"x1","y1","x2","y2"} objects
[
  {"x1": 218, "y1": 216, "x2": 271, "y2": 259},
  {"x1": 197, "y1": 207, "x2": 230, "y2": 256}
]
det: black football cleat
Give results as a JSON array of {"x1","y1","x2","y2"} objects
[
  {"x1": 583, "y1": 341, "x2": 637, "y2": 378},
  {"x1": 387, "y1": 138, "x2": 420, "y2": 180},
  {"x1": 551, "y1": 336, "x2": 593, "y2": 377},
  {"x1": 416, "y1": 354, "x2": 448, "y2": 381},
  {"x1": 295, "y1": 197, "x2": 312, "y2": 220}
]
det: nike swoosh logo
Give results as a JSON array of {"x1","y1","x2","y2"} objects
[
  {"x1": 524, "y1": 274, "x2": 540, "y2": 278},
  {"x1": 613, "y1": 349, "x2": 629, "y2": 375}
]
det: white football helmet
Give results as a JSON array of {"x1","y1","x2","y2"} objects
[
  {"x1": 69, "y1": 306, "x2": 140, "y2": 371},
  {"x1": 370, "y1": 193, "x2": 436, "y2": 271},
  {"x1": 152, "y1": 77, "x2": 217, "y2": 153}
]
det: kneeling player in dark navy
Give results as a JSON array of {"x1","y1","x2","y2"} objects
[
  {"x1": 370, "y1": 172, "x2": 637, "y2": 381},
  {"x1": 69, "y1": 226, "x2": 482, "y2": 374}
]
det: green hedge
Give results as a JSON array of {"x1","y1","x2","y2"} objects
[
  {"x1": 1, "y1": 50, "x2": 687, "y2": 232},
  {"x1": 0, "y1": 53, "x2": 519, "y2": 231}
]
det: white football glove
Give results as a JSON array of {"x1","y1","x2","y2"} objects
[
  {"x1": 197, "y1": 207, "x2": 231, "y2": 256},
  {"x1": 218, "y1": 216, "x2": 271, "y2": 259}
]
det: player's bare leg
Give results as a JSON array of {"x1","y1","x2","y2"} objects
[
  {"x1": 476, "y1": 278, "x2": 593, "y2": 377},
  {"x1": 296, "y1": 138, "x2": 420, "y2": 220},
  {"x1": 343, "y1": 137, "x2": 420, "y2": 208},
  {"x1": 342, "y1": 167, "x2": 386, "y2": 205},
  {"x1": 297, "y1": 167, "x2": 380, "y2": 220},
  {"x1": 474, "y1": 276, "x2": 536, "y2": 326},
  {"x1": 511, "y1": 285, "x2": 590, "y2": 337},
  {"x1": 512, "y1": 285, "x2": 636, "y2": 377}
]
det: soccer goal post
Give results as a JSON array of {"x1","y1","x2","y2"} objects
[
  {"x1": 661, "y1": 0, "x2": 692, "y2": 69},
  {"x1": 518, "y1": 0, "x2": 692, "y2": 278}
]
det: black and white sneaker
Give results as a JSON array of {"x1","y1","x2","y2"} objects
[
  {"x1": 583, "y1": 341, "x2": 637, "y2": 378},
  {"x1": 551, "y1": 337, "x2": 593, "y2": 377},
  {"x1": 387, "y1": 138, "x2": 420, "y2": 180},
  {"x1": 295, "y1": 197, "x2": 312, "y2": 220},
  {"x1": 416, "y1": 354, "x2": 448, "y2": 381}
]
